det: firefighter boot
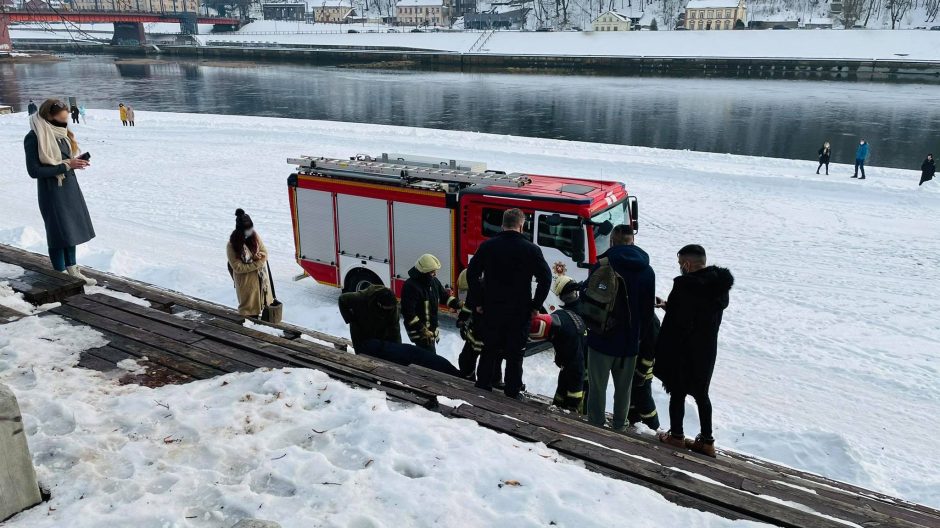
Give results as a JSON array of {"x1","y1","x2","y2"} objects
[{"x1": 685, "y1": 435, "x2": 717, "y2": 458}]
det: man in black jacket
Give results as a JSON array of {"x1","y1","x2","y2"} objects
[
  {"x1": 400, "y1": 253, "x2": 460, "y2": 353},
  {"x1": 655, "y1": 245, "x2": 734, "y2": 458},
  {"x1": 467, "y1": 208, "x2": 552, "y2": 399}
]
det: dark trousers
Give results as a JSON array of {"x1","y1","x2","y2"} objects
[
  {"x1": 49, "y1": 246, "x2": 77, "y2": 272},
  {"x1": 628, "y1": 377, "x2": 660, "y2": 430},
  {"x1": 669, "y1": 390, "x2": 713, "y2": 440},
  {"x1": 359, "y1": 339, "x2": 460, "y2": 377},
  {"x1": 414, "y1": 340, "x2": 436, "y2": 354},
  {"x1": 553, "y1": 345, "x2": 585, "y2": 408},
  {"x1": 71, "y1": 116, "x2": 79, "y2": 124},
  {"x1": 476, "y1": 310, "x2": 530, "y2": 397},
  {"x1": 854, "y1": 159, "x2": 866, "y2": 178},
  {"x1": 920, "y1": 174, "x2": 933, "y2": 186},
  {"x1": 458, "y1": 341, "x2": 480, "y2": 377},
  {"x1": 816, "y1": 161, "x2": 828, "y2": 174}
]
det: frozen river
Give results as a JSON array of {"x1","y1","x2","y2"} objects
[{"x1": 4, "y1": 53, "x2": 940, "y2": 169}]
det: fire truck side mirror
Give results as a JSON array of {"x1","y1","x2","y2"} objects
[{"x1": 629, "y1": 196, "x2": 639, "y2": 232}]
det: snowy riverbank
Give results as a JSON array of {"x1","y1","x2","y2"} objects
[
  {"x1": 0, "y1": 110, "x2": 938, "y2": 515},
  {"x1": 12, "y1": 23, "x2": 940, "y2": 61}
]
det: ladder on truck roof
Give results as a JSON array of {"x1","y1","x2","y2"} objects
[{"x1": 288, "y1": 154, "x2": 532, "y2": 189}]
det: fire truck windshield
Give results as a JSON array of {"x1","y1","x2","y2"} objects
[{"x1": 591, "y1": 200, "x2": 628, "y2": 253}]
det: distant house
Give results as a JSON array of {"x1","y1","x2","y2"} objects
[
  {"x1": 592, "y1": 10, "x2": 632, "y2": 31},
  {"x1": 313, "y1": 0, "x2": 356, "y2": 23},
  {"x1": 684, "y1": 0, "x2": 746, "y2": 30},
  {"x1": 395, "y1": 0, "x2": 452, "y2": 27},
  {"x1": 262, "y1": 2, "x2": 307, "y2": 21}
]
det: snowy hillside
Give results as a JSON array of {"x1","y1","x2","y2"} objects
[{"x1": 0, "y1": 110, "x2": 938, "y2": 514}]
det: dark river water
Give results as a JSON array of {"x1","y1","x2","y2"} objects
[{"x1": 3, "y1": 53, "x2": 940, "y2": 169}]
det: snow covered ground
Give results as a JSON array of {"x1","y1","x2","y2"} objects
[
  {"x1": 0, "y1": 110, "x2": 938, "y2": 516},
  {"x1": 12, "y1": 23, "x2": 940, "y2": 61}
]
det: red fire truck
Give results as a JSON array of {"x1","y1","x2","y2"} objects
[{"x1": 287, "y1": 153, "x2": 637, "y2": 311}]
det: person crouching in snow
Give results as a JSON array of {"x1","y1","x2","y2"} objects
[
  {"x1": 529, "y1": 276, "x2": 588, "y2": 412},
  {"x1": 226, "y1": 209, "x2": 273, "y2": 317},
  {"x1": 920, "y1": 154, "x2": 935, "y2": 186},
  {"x1": 655, "y1": 245, "x2": 733, "y2": 458},
  {"x1": 401, "y1": 253, "x2": 461, "y2": 353},
  {"x1": 24, "y1": 99, "x2": 97, "y2": 285},
  {"x1": 339, "y1": 285, "x2": 461, "y2": 376}
]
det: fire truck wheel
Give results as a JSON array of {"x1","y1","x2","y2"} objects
[{"x1": 342, "y1": 269, "x2": 383, "y2": 293}]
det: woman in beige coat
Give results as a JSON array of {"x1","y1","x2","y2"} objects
[{"x1": 226, "y1": 209, "x2": 274, "y2": 317}]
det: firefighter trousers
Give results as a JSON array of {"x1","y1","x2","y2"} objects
[{"x1": 628, "y1": 377, "x2": 660, "y2": 430}]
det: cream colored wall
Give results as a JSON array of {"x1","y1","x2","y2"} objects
[{"x1": 684, "y1": 5, "x2": 745, "y2": 29}]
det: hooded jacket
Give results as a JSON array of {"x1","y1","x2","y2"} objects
[
  {"x1": 586, "y1": 244, "x2": 656, "y2": 358},
  {"x1": 400, "y1": 266, "x2": 459, "y2": 345},
  {"x1": 654, "y1": 266, "x2": 734, "y2": 395},
  {"x1": 339, "y1": 285, "x2": 401, "y2": 351},
  {"x1": 855, "y1": 143, "x2": 870, "y2": 162}
]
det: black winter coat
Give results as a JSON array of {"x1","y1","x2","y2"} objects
[
  {"x1": 818, "y1": 147, "x2": 831, "y2": 164},
  {"x1": 466, "y1": 230, "x2": 552, "y2": 317},
  {"x1": 654, "y1": 266, "x2": 734, "y2": 395},
  {"x1": 921, "y1": 158, "x2": 935, "y2": 185},
  {"x1": 338, "y1": 285, "x2": 401, "y2": 351},
  {"x1": 400, "y1": 267, "x2": 459, "y2": 344},
  {"x1": 549, "y1": 308, "x2": 587, "y2": 368}
]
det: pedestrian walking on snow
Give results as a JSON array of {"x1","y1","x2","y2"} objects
[
  {"x1": 401, "y1": 253, "x2": 461, "y2": 353},
  {"x1": 816, "y1": 141, "x2": 831, "y2": 175},
  {"x1": 27, "y1": 100, "x2": 38, "y2": 115},
  {"x1": 23, "y1": 99, "x2": 97, "y2": 285},
  {"x1": 119, "y1": 103, "x2": 128, "y2": 126},
  {"x1": 655, "y1": 245, "x2": 733, "y2": 458},
  {"x1": 583, "y1": 225, "x2": 655, "y2": 432},
  {"x1": 920, "y1": 154, "x2": 935, "y2": 186},
  {"x1": 852, "y1": 139, "x2": 870, "y2": 179},
  {"x1": 226, "y1": 209, "x2": 274, "y2": 317},
  {"x1": 126, "y1": 105, "x2": 135, "y2": 126},
  {"x1": 70, "y1": 105, "x2": 80, "y2": 124},
  {"x1": 466, "y1": 208, "x2": 552, "y2": 400}
]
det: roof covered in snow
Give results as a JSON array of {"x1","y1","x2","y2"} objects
[
  {"x1": 313, "y1": 0, "x2": 352, "y2": 6},
  {"x1": 685, "y1": 0, "x2": 740, "y2": 8},
  {"x1": 396, "y1": 0, "x2": 444, "y2": 6},
  {"x1": 594, "y1": 10, "x2": 630, "y2": 22}
]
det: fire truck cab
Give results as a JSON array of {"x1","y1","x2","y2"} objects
[{"x1": 287, "y1": 153, "x2": 637, "y2": 312}]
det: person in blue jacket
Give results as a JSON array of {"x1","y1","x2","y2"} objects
[
  {"x1": 853, "y1": 139, "x2": 870, "y2": 179},
  {"x1": 584, "y1": 224, "x2": 655, "y2": 431}
]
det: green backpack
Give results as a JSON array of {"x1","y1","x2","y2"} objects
[{"x1": 581, "y1": 257, "x2": 629, "y2": 335}]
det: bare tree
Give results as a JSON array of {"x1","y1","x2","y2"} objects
[
  {"x1": 841, "y1": 0, "x2": 864, "y2": 27},
  {"x1": 927, "y1": 0, "x2": 940, "y2": 22},
  {"x1": 886, "y1": 0, "x2": 912, "y2": 27}
]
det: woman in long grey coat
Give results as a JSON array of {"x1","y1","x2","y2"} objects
[{"x1": 23, "y1": 99, "x2": 97, "y2": 285}]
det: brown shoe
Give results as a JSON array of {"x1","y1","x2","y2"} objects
[
  {"x1": 658, "y1": 431, "x2": 688, "y2": 449},
  {"x1": 685, "y1": 435, "x2": 716, "y2": 458}
]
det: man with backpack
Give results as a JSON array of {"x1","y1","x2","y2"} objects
[
  {"x1": 466, "y1": 208, "x2": 552, "y2": 400},
  {"x1": 581, "y1": 224, "x2": 655, "y2": 431}
]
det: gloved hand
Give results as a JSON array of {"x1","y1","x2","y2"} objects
[
  {"x1": 433, "y1": 328, "x2": 441, "y2": 343},
  {"x1": 421, "y1": 328, "x2": 436, "y2": 345}
]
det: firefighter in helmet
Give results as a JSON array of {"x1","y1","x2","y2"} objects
[
  {"x1": 628, "y1": 314, "x2": 661, "y2": 430},
  {"x1": 401, "y1": 254, "x2": 461, "y2": 353},
  {"x1": 529, "y1": 276, "x2": 587, "y2": 411},
  {"x1": 456, "y1": 269, "x2": 484, "y2": 380}
]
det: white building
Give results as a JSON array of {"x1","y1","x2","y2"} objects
[
  {"x1": 592, "y1": 10, "x2": 632, "y2": 31},
  {"x1": 312, "y1": 0, "x2": 356, "y2": 23},
  {"x1": 684, "y1": 0, "x2": 746, "y2": 30},
  {"x1": 395, "y1": 0, "x2": 452, "y2": 27}
]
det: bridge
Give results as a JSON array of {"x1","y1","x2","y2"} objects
[{"x1": 0, "y1": 10, "x2": 243, "y2": 50}]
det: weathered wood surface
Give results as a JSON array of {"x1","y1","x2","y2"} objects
[
  {"x1": 2, "y1": 244, "x2": 938, "y2": 527},
  {"x1": 0, "y1": 252, "x2": 85, "y2": 305}
]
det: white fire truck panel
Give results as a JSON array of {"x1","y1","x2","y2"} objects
[
  {"x1": 337, "y1": 195, "x2": 390, "y2": 262},
  {"x1": 295, "y1": 188, "x2": 336, "y2": 265},
  {"x1": 392, "y1": 203, "x2": 453, "y2": 288}
]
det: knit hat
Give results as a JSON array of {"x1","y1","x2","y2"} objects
[
  {"x1": 235, "y1": 208, "x2": 253, "y2": 230},
  {"x1": 552, "y1": 275, "x2": 578, "y2": 298},
  {"x1": 457, "y1": 269, "x2": 469, "y2": 292},
  {"x1": 415, "y1": 254, "x2": 441, "y2": 274},
  {"x1": 529, "y1": 313, "x2": 552, "y2": 340}
]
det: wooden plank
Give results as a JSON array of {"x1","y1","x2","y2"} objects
[
  {"x1": 65, "y1": 295, "x2": 203, "y2": 344},
  {"x1": 77, "y1": 353, "x2": 115, "y2": 372},
  {"x1": 0, "y1": 305, "x2": 26, "y2": 323},
  {"x1": 189, "y1": 339, "x2": 290, "y2": 370},
  {"x1": 49, "y1": 304, "x2": 256, "y2": 375},
  {"x1": 81, "y1": 293, "x2": 199, "y2": 331}
]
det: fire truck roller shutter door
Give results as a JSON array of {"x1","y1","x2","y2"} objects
[
  {"x1": 296, "y1": 189, "x2": 336, "y2": 264},
  {"x1": 393, "y1": 203, "x2": 454, "y2": 288},
  {"x1": 337, "y1": 195, "x2": 391, "y2": 262}
]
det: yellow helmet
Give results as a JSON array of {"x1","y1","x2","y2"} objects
[
  {"x1": 457, "y1": 269, "x2": 469, "y2": 291},
  {"x1": 415, "y1": 254, "x2": 442, "y2": 274},
  {"x1": 553, "y1": 275, "x2": 575, "y2": 298}
]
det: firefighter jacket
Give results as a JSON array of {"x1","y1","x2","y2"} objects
[
  {"x1": 635, "y1": 314, "x2": 661, "y2": 384},
  {"x1": 401, "y1": 267, "x2": 460, "y2": 346},
  {"x1": 457, "y1": 304, "x2": 483, "y2": 354},
  {"x1": 338, "y1": 285, "x2": 402, "y2": 351}
]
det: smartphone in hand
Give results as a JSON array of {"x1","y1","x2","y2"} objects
[{"x1": 78, "y1": 152, "x2": 91, "y2": 161}]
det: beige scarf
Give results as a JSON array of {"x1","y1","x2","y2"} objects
[{"x1": 30, "y1": 113, "x2": 78, "y2": 187}]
